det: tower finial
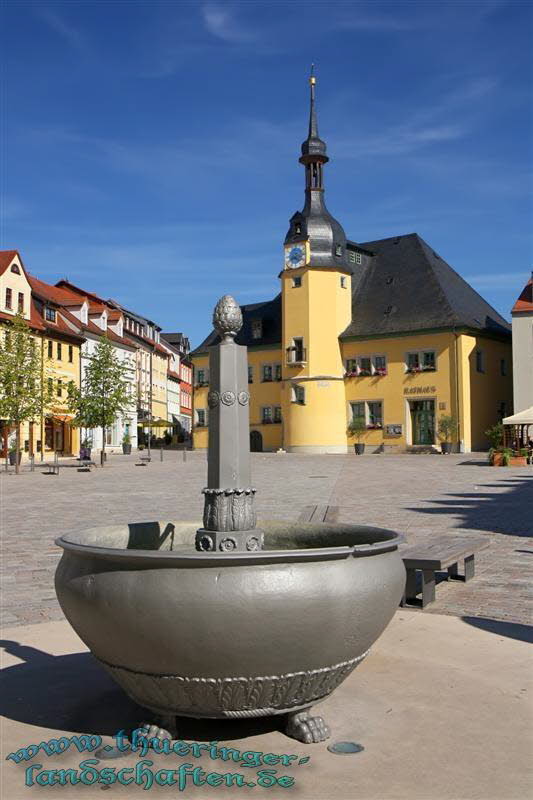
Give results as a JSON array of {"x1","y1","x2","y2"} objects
[{"x1": 310, "y1": 63, "x2": 316, "y2": 86}]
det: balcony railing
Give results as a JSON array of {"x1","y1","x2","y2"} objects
[
  {"x1": 195, "y1": 380, "x2": 209, "y2": 388},
  {"x1": 286, "y1": 348, "x2": 307, "y2": 365}
]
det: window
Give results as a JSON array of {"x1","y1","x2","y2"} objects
[
  {"x1": 47, "y1": 340, "x2": 53, "y2": 359},
  {"x1": 5, "y1": 288, "x2": 12, "y2": 309},
  {"x1": 68, "y1": 345, "x2": 73, "y2": 363},
  {"x1": 288, "y1": 337, "x2": 305, "y2": 363},
  {"x1": 349, "y1": 251, "x2": 356, "y2": 263},
  {"x1": 407, "y1": 352, "x2": 420, "y2": 372},
  {"x1": 196, "y1": 409, "x2": 206, "y2": 427},
  {"x1": 196, "y1": 369, "x2": 208, "y2": 387},
  {"x1": 262, "y1": 406, "x2": 273, "y2": 424},
  {"x1": 476, "y1": 350, "x2": 485, "y2": 373},
  {"x1": 248, "y1": 365, "x2": 253, "y2": 384},
  {"x1": 355, "y1": 252, "x2": 362, "y2": 265},
  {"x1": 349, "y1": 251, "x2": 362, "y2": 264},
  {"x1": 500, "y1": 358, "x2": 506, "y2": 377},
  {"x1": 359, "y1": 357, "x2": 371, "y2": 376},
  {"x1": 252, "y1": 320, "x2": 262, "y2": 339},
  {"x1": 346, "y1": 359, "x2": 357, "y2": 374},
  {"x1": 292, "y1": 276, "x2": 302, "y2": 288},
  {"x1": 262, "y1": 364, "x2": 273, "y2": 382},
  {"x1": 373, "y1": 355, "x2": 387, "y2": 375},
  {"x1": 48, "y1": 378, "x2": 53, "y2": 395},
  {"x1": 367, "y1": 401, "x2": 383, "y2": 428},
  {"x1": 275, "y1": 363, "x2": 282, "y2": 381},
  {"x1": 57, "y1": 379, "x2": 62, "y2": 398},
  {"x1": 295, "y1": 223, "x2": 301, "y2": 235},
  {"x1": 350, "y1": 402, "x2": 365, "y2": 421},
  {"x1": 292, "y1": 385, "x2": 305, "y2": 405},
  {"x1": 57, "y1": 342, "x2": 62, "y2": 360},
  {"x1": 10, "y1": 263, "x2": 20, "y2": 274},
  {"x1": 340, "y1": 276, "x2": 347, "y2": 289},
  {"x1": 45, "y1": 307, "x2": 56, "y2": 322},
  {"x1": 406, "y1": 350, "x2": 436, "y2": 373},
  {"x1": 422, "y1": 351, "x2": 435, "y2": 370},
  {"x1": 273, "y1": 406, "x2": 282, "y2": 423},
  {"x1": 351, "y1": 401, "x2": 383, "y2": 428},
  {"x1": 18, "y1": 292, "x2": 24, "y2": 312},
  {"x1": 335, "y1": 245, "x2": 342, "y2": 256},
  {"x1": 345, "y1": 355, "x2": 385, "y2": 376}
]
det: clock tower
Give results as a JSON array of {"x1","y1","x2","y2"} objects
[{"x1": 281, "y1": 69, "x2": 352, "y2": 452}]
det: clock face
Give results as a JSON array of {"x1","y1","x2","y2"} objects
[{"x1": 285, "y1": 244, "x2": 305, "y2": 269}]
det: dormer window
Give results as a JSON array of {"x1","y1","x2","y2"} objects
[
  {"x1": 10, "y1": 263, "x2": 21, "y2": 274},
  {"x1": 252, "y1": 320, "x2": 262, "y2": 339},
  {"x1": 335, "y1": 245, "x2": 342, "y2": 257},
  {"x1": 295, "y1": 223, "x2": 301, "y2": 235},
  {"x1": 45, "y1": 307, "x2": 56, "y2": 322}
]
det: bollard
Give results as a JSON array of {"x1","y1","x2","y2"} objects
[
  {"x1": 100, "y1": 450, "x2": 105, "y2": 468},
  {"x1": 160, "y1": 445, "x2": 163, "y2": 462},
  {"x1": 54, "y1": 450, "x2": 59, "y2": 475},
  {"x1": 4, "y1": 453, "x2": 8, "y2": 472},
  {"x1": 30, "y1": 455, "x2": 35, "y2": 472},
  {"x1": 182, "y1": 447, "x2": 187, "y2": 462}
]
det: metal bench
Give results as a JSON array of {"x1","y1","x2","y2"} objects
[
  {"x1": 76, "y1": 458, "x2": 94, "y2": 472},
  {"x1": 400, "y1": 534, "x2": 490, "y2": 608}
]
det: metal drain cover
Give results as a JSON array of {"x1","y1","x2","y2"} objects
[{"x1": 327, "y1": 741, "x2": 364, "y2": 755}]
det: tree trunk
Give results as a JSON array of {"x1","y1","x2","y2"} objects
[
  {"x1": 101, "y1": 425, "x2": 106, "y2": 467},
  {"x1": 15, "y1": 422, "x2": 21, "y2": 475}
]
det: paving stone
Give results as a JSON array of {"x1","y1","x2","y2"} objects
[{"x1": 0, "y1": 451, "x2": 531, "y2": 627}]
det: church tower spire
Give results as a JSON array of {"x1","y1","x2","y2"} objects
[{"x1": 284, "y1": 68, "x2": 348, "y2": 270}]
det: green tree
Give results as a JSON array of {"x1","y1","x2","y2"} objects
[
  {"x1": 68, "y1": 335, "x2": 132, "y2": 465},
  {"x1": 0, "y1": 313, "x2": 54, "y2": 474}
]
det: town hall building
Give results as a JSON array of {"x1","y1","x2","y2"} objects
[{"x1": 192, "y1": 75, "x2": 512, "y2": 454}]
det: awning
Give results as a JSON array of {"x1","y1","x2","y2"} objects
[
  {"x1": 46, "y1": 415, "x2": 75, "y2": 422},
  {"x1": 138, "y1": 418, "x2": 173, "y2": 428},
  {"x1": 503, "y1": 407, "x2": 533, "y2": 426}
]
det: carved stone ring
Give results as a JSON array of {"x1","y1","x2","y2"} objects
[
  {"x1": 221, "y1": 391, "x2": 236, "y2": 406},
  {"x1": 238, "y1": 391, "x2": 250, "y2": 406}
]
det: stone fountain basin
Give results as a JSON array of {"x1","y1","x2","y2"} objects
[{"x1": 55, "y1": 521, "x2": 405, "y2": 719}]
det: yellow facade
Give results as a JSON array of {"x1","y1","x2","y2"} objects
[
  {"x1": 42, "y1": 334, "x2": 82, "y2": 456},
  {"x1": 151, "y1": 351, "x2": 168, "y2": 421},
  {"x1": 193, "y1": 326, "x2": 513, "y2": 453}
]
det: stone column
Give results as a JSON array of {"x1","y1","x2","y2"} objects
[{"x1": 195, "y1": 295, "x2": 263, "y2": 553}]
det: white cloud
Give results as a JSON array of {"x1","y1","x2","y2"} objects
[
  {"x1": 36, "y1": 7, "x2": 90, "y2": 54},
  {"x1": 201, "y1": 2, "x2": 255, "y2": 43}
]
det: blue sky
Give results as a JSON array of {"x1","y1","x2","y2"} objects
[{"x1": 1, "y1": 0, "x2": 532, "y2": 346}]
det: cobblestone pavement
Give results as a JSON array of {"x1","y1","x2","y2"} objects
[{"x1": 1, "y1": 452, "x2": 532, "y2": 628}]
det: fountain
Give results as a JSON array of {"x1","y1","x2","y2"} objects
[{"x1": 55, "y1": 296, "x2": 405, "y2": 743}]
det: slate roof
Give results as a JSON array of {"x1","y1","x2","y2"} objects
[
  {"x1": 192, "y1": 233, "x2": 511, "y2": 354},
  {"x1": 192, "y1": 295, "x2": 282, "y2": 354},
  {"x1": 340, "y1": 233, "x2": 511, "y2": 339},
  {"x1": 511, "y1": 273, "x2": 533, "y2": 314}
]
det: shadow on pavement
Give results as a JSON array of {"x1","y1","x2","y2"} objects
[
  {"x1": 405, "y1": 476, "x2": 533, "y2": 537},
  {"x1": 461, "y1": 617, "x2": 533, "y2": 644},
  {"x1": 0, "y1": 640, "x2": 284, "y2": 741}
]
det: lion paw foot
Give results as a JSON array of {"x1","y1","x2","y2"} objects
[{"x1": 286, "y1": 710, "x2": 330, "y2": 743}]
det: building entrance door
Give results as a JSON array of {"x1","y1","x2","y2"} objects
[
  {"x1": 411, "y1": 400, "x2": 435, "y2": 445},
  {"x1": 250, "y1": 430, "x2": 263, "y2": 452}
]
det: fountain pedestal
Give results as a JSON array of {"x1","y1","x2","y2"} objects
[{"x1": 195, "y1": 295, "x2": 263, "y2": 553}]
